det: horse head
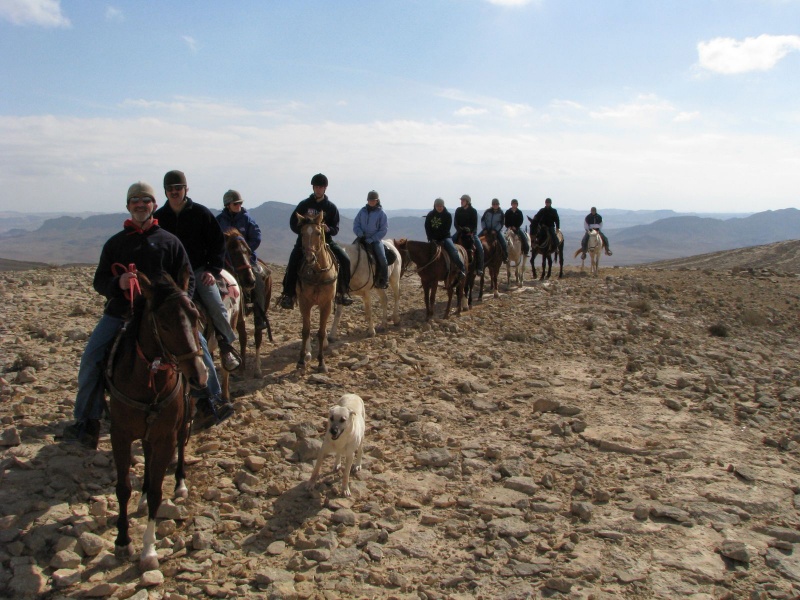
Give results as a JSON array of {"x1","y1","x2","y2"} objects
[
  {"x1": 456, "y1": 229, "x2": 474, "y2": 253},
  {"x1": 138, "y1": 270, "x2": 207, "y2": 390},
  {"x1": 223, "y1": 228, "x2": 256, "y2": 291},
  {"x1": 298, "y1": 211, "x2": 327, "y2": 267}
]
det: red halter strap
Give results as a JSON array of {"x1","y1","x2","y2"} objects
[{"x1": 111, "y1": 263, "x2": 141, "y2": 309}]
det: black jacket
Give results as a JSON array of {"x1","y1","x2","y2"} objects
[
  {"x1": 154, "y1": 198, "x2": 226, "y2": 276},
  {"x1": 94, "y1": 222, "x2": 193, "y2": 319},
  {"x1": 532, "y1": 206, "x2": 560, "y2": 229},
  {"x1": 454, "y1": 206, "x2": 478, "y2": 233},
  {"x1": 289, "y1": 194, "x2": 341, "y2": 243},
  {"x1": 504, "y1": 208, "x2": 524, "y2": 230},
  {"x1": 425, "y1": 208, "x2": 453, "y2": 241}
]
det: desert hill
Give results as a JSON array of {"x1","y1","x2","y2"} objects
[{"x1": 1, "y1": 252, "x2": 800, "y2": 598}]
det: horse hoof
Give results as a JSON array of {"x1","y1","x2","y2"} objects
[
  {"x1": 140, "y1": 554, "x2": 159, "y2": 572},
  {"x1": 115, "y1": 544, "x2": 135, "y2": 559},
  {"x1": 305, "y1": 352, "x2": 312, "y2": 363},
  {"x1": 318, "y1": 364, "x2": 328, "y2": 373}
]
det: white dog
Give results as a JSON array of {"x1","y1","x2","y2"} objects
[{"x1": 308, "y1": 393, "x2": 365, "y2": 497}]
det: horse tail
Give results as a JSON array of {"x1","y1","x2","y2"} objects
[{"x1": 573, "y1": 248, "x2": 583, "y2": 259}]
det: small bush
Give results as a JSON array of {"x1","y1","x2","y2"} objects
[
  {"x1": 628, "y1": 299, "x2": 651, "y2": 313},
  {"x1": 709, "y1": 323, "x2": 729, "y2": 337},
  {"x1": 740, "y1": 309, "x2": 767, "y2": 326}
]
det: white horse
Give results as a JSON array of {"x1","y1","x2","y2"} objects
[
  {"x1": 574, "y1": 230, "x2": 603, "y2": 276},
  {"x1": 329, "y1": 240, "x2": 402, "y2": 339},
  {"x1": 505, "y1": 230, "x2": 529, "y2": 288}
]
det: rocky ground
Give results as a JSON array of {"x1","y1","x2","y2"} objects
[{"x1": 1, "y1": 256, "x2": 800, "y2": 600}]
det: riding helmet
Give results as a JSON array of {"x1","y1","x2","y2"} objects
[
  {"x1": 311, "y1": 173, "x2": 328, "y2": 187},
  {"x1": 164, "y1": 170, "x2": 187, "y2": 188},
  {"x1": 223, "y1": 190, "x2": 242, "y2": 206}
]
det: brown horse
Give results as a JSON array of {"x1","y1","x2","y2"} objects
[
  {"x1": 296, "y1": 212, "x2": 337, "y2": 372},
  {"x1": 393, "y1": 238, "x2": 466, "y2": 320},
  {"x1": 479, "y1": 229, "x2": 503, "y2": 300},
  {"x1": 223, "y1": 229, "x2": 273, "y2": 378},
  {"x1": 108, "y1": 271, "x2": 206, "y2": 572}
]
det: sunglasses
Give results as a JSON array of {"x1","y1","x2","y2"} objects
[
  {"x1": 230, "y1": 201, "x2": 243, "y2": 206},
  {"x1": 166, "y1": 184, "x2": 186, "y2": 192},
  {"x1": 129, "y1": 197, "x2": 154, "y2": 204}
]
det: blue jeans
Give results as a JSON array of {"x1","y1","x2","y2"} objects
[
  {"x1": 369, "y1": 240, "x2": 388, "y2": 283},
  {"x1": 194, "y1": 267, "x2": 235, "y2": 345},
  {"x1": 440, "y1": 238, "x2": 465, "y2": 273},
  {"x1": 196, "y1": 332, "x2": 222, "y2": 399},
  {"x1": 496, "y1": 231, "x2": 508, "y2": 257},
  {"x1": 74, "y1": 314, "x2": 124, "y2": 422}
]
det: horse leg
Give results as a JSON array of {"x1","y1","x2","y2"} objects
[
  {"x1": 317, "y1": 296, "x2": 333, "y2": 372},
  {"x1": 174, "y1": 403, "x2": 190, "y2": 499},
  {"x1": 329, "y1": 303, "x2": 343, "y2": 342},
  {"x1": 390, "y1": 269, "x2": 400, "y2": 326},
  {"x1": 558, "y1": 249, "x2": 564, "y2": 278},
  {"x1": 531, "y1": 253, "x2": 538, "y2": 280},
  {"x1": 138, "y1": 442, "x2": 151, "y2": 513},
  {"x1": 429, "y1": 282, "x2": 439, "y2": 320},
  {"x1": 112, "y1": 427, "x2": 135, "y2": 557},
  {"x1": 377, "y1": 288, "x2": 389, "y2": 332},
  {"x1": 220, "y1": 369, "x2": 230, "y2": 402},
  {"x1": 443, "y1": 281, "x2": 454, "y2": 320},
  {"x1": 253, "y1": 325, "x2": 263, "y2": 378},
  {"x1": 364, "y1": 293, "x2": 376, "y2": 337},
  {"x1": 140, "y1": 438, "x2": 175, "y2": 572},
  {"x1": 236, "y1": 308, "x2": 247, "y2": 372},
  {"x1": 299, "y1": 302, "x2": 311, "y2": 370}
]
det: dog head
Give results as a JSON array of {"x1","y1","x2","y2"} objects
[{"x1": 328, "y1": 405, "x2": 354, "y2": 440}]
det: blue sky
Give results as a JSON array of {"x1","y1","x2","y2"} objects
[{"x1": 1, "y1": 0, "x2": 798, "y2": 215}]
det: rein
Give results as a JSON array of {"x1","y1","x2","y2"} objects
[
  {"x1": 111, "y1": 263, "x2": 141, "y2": 309},
  {"x1": 300, "y1": 222, "x2": 338, "y2": 285}
]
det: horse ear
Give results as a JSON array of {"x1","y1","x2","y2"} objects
[
  {"x1": 317, "y1": 211, "x2": 325, "y2": 224},
  {"x1": 178, "y1": 265, "x2": 191, "y2": 292},
  {"x1": 138, "y1": 272, "x2": 154, "y2": 299}
]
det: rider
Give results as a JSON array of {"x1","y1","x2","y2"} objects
[
  {"x1": 530, "y1": 197, "x2": 561, "y2": 251},
  {"x1": 353, "y1": 190, "x2": 389, "y2": 289},
  {"x1": 216, "y1": 189, "x2": 269, "y2": 330},
  {"x1": 581, "y1": 206, "x2": 612, "y2": 258},
  {"x1": 452, "y1": 194, "x2": 484, "y2": 273},
  {"x1": 480, "y1": 198, "x2": 508, "y2": 263},
  {"x1": 154, "y1": 170, "x2": 241, "y2": 374},
  {"x1": 425, "y1": 198, "x2": 466, "y2": 282},
  {"x1": 279, "y1": 173, "x2": 353, "y2": 309},
  {"x1": 504, "y1": 198, "x2": 530, "y2": 256},
  {"x1": 61, "y1": 182, "x2": 196, "y2": 449}
]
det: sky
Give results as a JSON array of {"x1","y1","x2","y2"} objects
[{"x1": 1, "y1": 0, "x2": 799, "y2": 215}]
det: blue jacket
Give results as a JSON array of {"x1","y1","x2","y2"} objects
[
  {"x1": 353, "y1": 204, "x2": 388, "y2": 244},
  {"x1": 481, "y1": 208, "x2": 504, "y2": 232},
  {"x1": 217, "y1": 207, "x2": 262, "y2": 264}
]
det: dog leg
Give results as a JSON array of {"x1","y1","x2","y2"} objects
[
  {"x1": 354, "y1": 440, "x2": 364, "y2": 473},
  {"x1": 341, "y1": 453, "x2": 355, "y2": 497},
  {"x1": 308, "y1": 449, "x2": 327, "y2": 488}
]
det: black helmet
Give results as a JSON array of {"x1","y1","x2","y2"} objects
[
  {"x1": 310, "y1": 173, "x2": 328, "y2": 187},
  {"x1": 163, "y1": 170, "x2": 187, "y2": 189}
]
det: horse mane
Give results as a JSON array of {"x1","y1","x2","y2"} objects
[{"x1": 124, "y1": 274, "x2": 181, "y2": 340}]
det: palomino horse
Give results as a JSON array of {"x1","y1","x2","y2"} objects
[
  {"x1": 393, "y1": 238, "x2": 466, "y2": 320},
  {"x1": 223, "y1": 229, "x2": 273, "y2": 377},
  {"x1": 528, "y1": 218, "x2": 564, "y2": 280},
  {"x1": 329, "y1": 239, "x2": 402, "y2": 339},
  {"x1": 296, "y1": 212, "x2": 337, "y2": 372},
  {"x1": 505, "y1": 230, "x2": 529, "y2": 288},
  {"x1": 479, "y1": 229, "x2": 503, "y2": 300},
  {"x1": 199, "y1": 270, "x2": 241, "y2": 401},
  {"x1": 454, "y1": 230, "x2": 478, "y2": 309},
  {"x1": 573, "y1": 229, "x2": 603, "y2": 276},
  {"x1": 107, "y1": 271, "x2": 206, "y2": 572}
]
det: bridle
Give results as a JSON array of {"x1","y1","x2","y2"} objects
[
  {"x1": 225, "y1": 235, "x2": 256, "y2": 288},
  {"x1": 300, "y1": 219, "x2": 336, "y2": 281}
]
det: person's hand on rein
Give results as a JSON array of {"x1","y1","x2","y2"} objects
[{"x1": 119, "y1": 272, "x2": 137, "y2": 290}]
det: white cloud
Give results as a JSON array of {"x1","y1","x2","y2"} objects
[
  {"x1": 697, "y1": 34, "x2": 800, "y2": 74},
  {"x1": 0, "y1": 0, "x2": 70, "y2": 27},
  {"x1": 455, "y1": 106, "x2": 488, "y2": 117},
  {"x1": 673, "y1": 111, "x2": 700, "y2": 123},
  {"x1": 105, "y1": 6, "x2": 123, "y2": 22},
  {"x1": 485, "y1": 0, "x2": 542, "y2": 6},
  {"x1": 589, "y1": 94, "x2": 677, "y2": 126},
  {"x1": 182, "y1": 35, "x2": 199, "y2": 52}
]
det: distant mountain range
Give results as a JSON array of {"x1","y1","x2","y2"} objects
[{"x1": 0, "y1": 204, "x2": 797, "y2": 268}]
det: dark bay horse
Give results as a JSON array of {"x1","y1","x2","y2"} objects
[
  {"x1": 528, "y1": 218, "x2": 564, "y2": 280},
  {"x1": 393, "y1": 238, "x2": 466, "y2": 320},
  {"x1": 296, "y1": 212, "x2": 337, "y2": 372},
  {"x1": 108, "y1": 271, "x2": 206, "y2": 572},
  {"x1": 479, "y1": 229, "x2": 503, "y2": 300},
  {"x1": 223, "y1": 229, "x2": 273, "y2": 378}
]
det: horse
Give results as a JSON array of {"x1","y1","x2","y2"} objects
[
  {"x1": 296, "y1": 212, "x2": 337, "y2": 372},
  {"x1": 479, "y1": 229, "x2": 502, "y2": 300},
  {"x1": 329, "y1": 239, "x2": 402, "y2": 339},
  {"x1": 505, "y1": 230, "x2": 529, "y2": 288},
  {"x1": 527, "y1": 218, "x2": 564, "y2": 280},
  {"x1": 393, "y1": 238, "x2": 466, "y2": 320},
  {"x1": 107, "y1": 270, "x2": 206, "y2": 572},
  {"x1": 573, "y1": 229, "x2": 603, "y2": 276},
  {"x1": 223, "y1": 228, "x2": 273, "y2": 378},
  {"x1": 454, "y1": 229, "x2": 478, "y2": 309},
  {"x1": 198, "y1": 269, "x2": 241, "y2": 401}
]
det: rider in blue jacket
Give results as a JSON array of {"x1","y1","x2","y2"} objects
[
  {"x1": 480, "y1": 198, "x2": 508, "y2": 262},
  {"x1": 216, "y1": 190, "x2": 269, "y2": 330},
  {"x1": 353, "y1": 190, "x2": 389, "y2": 289}
]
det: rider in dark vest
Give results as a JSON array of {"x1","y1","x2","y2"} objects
[{"x1": 581, "y1": 207, "x2": 612, "y2": 257}]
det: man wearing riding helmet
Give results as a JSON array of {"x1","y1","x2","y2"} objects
[
  {"x1": 279, "y1": 173, "x2": 353, "y2": 308},
  {"x1": 216, "y1": 190, "x2": 269, "y2": 330},
  {"x1": 60, "y1": 182, "x2": 195, "y2": 449}
]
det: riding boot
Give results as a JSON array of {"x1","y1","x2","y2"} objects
[
  {"x1": 254, "y1": 305, "x2": 268, "y2": 330},
  {"x1": 61, "y1": 418, "x2": 100, "y2": 450},
  {"x1": 218, "y1": 338, "x2": 241, "y2": 372},
  {"x1": 278, "y1": 294, "x2": 295, "y2": 310},
  {"x1": 336, "y1": 292, "x2": 354, "y2": 306},
  {"x1": 192, "y1": 395, "x2": 234, "y2": 432}
]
